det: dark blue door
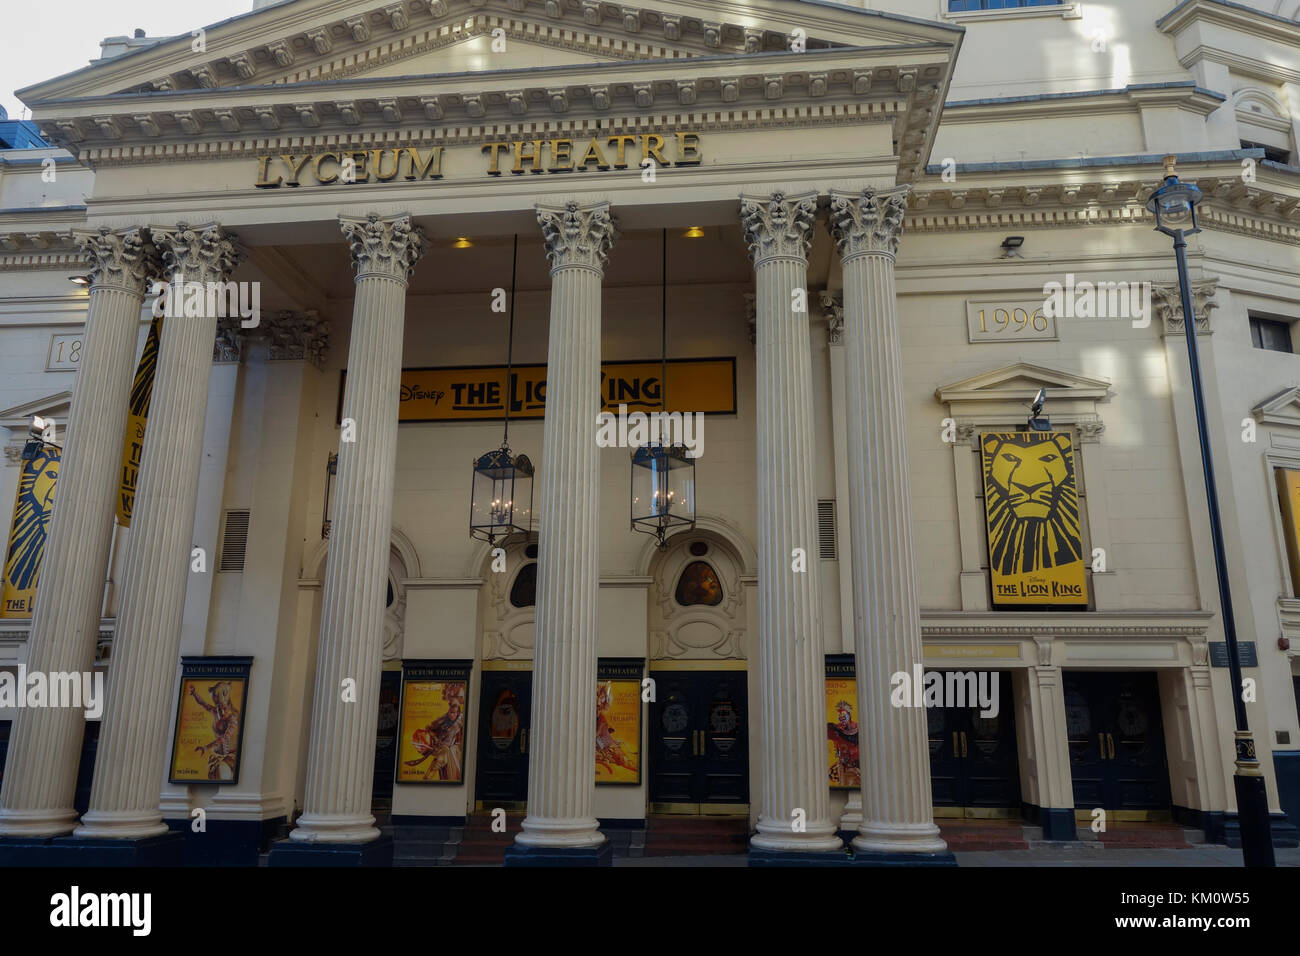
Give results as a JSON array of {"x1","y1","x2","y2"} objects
[
  {"x1": 475, "y1": 669, "x2": 531, "y2": 810},
  {"x1": 928, "y1": 673, "x2": 1020, "y2": 812},
  {"x1": 649, "y1": 671, "x2": 748, "y2": 810},
  {"x1": 1065, "y1": 671, "x2": 1171, "y2": 812}
]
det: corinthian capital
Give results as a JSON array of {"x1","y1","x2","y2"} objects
[
  {"x1": 73, "y1": 226, "x2": 158, "y2": 294},
  {"x1": 151, "y1": 221, "x2": 241, "y2": 284},
  {"x1": 536, "y1": 200, "x2": 617, "y2": 272},
  {"x1": 739, "y1": 190, "x2": 817, "y2": 265},
  {"x1": 1151, "y1": 278, "x2": 1219, "y2": 336},
  {"x1": 827, "y1": 186, "x2": 910, "y2": 259},
  {"x1": 339, "y1": 212, "x2": 427, "y2": 282}
]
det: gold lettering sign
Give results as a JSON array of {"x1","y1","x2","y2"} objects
[
  {"x1": 255, "y1": 132, "x2": 702, "y2": 187},
  {"x1": 982, "y1": 431, "x2": 1088, "y2": 607},
  {"x1": 339, "y1": 357, "x2": 735, "y2": 423}
]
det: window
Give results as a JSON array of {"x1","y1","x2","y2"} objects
[
  {"x1": 1251, "y1": 316, "x2": 1293, "y2": 354},
  {"x1": 509, "y1": 562, "x2": 537, "y2": 608},
  {"x1": 1241, "y1": 140, "x2": 1292, "y2": 166},
  {"x1": 949, "y1": 0, "x2": 1061, "y2": 10}
]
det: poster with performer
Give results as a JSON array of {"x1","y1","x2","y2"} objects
[
  {"x1": 1, "y1": 442, "x2": 60, "y2": 619},
  {"x1": 981, "y1": 430, "x2": 1088, "y2": 608},
  {"x1": 596, "y1": 658, "x2": 643, "y2": 785},
  {"x1": 169, "y1": 657, "x2": 252, "y2": 785},
  {"x1": 825, "y1": 655, "x2": 860, "y2": 790},
  {"x1": 396, "y1": 660, "x2": 472, "y2": 784}
]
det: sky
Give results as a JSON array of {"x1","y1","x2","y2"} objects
[{"x1": 1, "y1": 1, "x2": 254, "y2": 119}]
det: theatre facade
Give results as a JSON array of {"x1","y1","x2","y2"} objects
[{"x1": 0, "y1": 0, "x2": 1299, "y2": 865}]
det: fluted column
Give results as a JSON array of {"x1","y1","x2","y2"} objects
[
  {"x1": 513, "y1": 201, "x2": 616, "y2": 853},
  {"x1": 740, "y1": 191, "x2": 841, "y2": 854},
  {"x1": 289, "y1": 213, "x2": 425, "y2": 844},
  {"x1": 0, "y1": 228, "x2": 156, "y2": 837},
  {"x1": 75, "y1": 223, "x2": 240, "y2": 839},
  {"x1": 828, "y1": 186, "x2": 947, "y2": 856}
]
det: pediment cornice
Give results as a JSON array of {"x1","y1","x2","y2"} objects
[
  {"x1": 33, "y1": 46, "x2": 951, "y2": 183},
  {"x1": 18, "y1": 0, "x2": 961, "y2": 103}
]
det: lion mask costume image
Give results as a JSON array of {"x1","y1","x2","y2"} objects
[{"x1": 982, "y1": 432, "x2": 1084, "y2": 578}]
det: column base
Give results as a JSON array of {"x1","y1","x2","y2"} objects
[
  {"x1": 1024, "y1": 804, "x2": 1077, "y2": 841},
  {"x1": 748, "y1": 846, "x2": 853, "y2": 867},
  {"x1": 503, "y1": 842, "x2": 613, "y2": 867},
  {"x1": 848, "y1": 849, "x2": 957, "y2": 867},
  {"x1": 0, "y1": 808, "x2": 81, "y2": 838},
  {"x1": 853, "y1": 821, "x2": 948, "y2": 855},
  {"x1": 0, "y1": 831, "x2": 186, "y2": 867},
  {"x1": 267, "y1": 833, "x2": 394, "y2": 867}
]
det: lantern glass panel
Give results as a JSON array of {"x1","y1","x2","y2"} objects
[
  {"x1": 470, "y1": 450, "x2": 533, "y2": 541},
  {"x1": 631, "y1": 444, "x2": 695, "y2": 536}
]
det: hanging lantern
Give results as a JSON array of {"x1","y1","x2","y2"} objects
[
  {"x1": 631, "y1": 442, "x2": 695, "y2": 544},
  {"x1": 631, "y1": 229, "x2": 697, "y2": 548},
  {"x1": 470, "y1": 446, "x2": 533, "y2": 544},
  {"x1": 470, "y1": 235, "x2": 534, "y2": 545}
]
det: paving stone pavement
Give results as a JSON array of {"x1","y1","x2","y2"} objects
[{"x1": 611, "y1": 846, "x2": 1300, "y2": 866}]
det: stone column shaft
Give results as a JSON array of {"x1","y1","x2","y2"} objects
[
  {"x1": 741, "y1": 191, "x2": 840, "y2": 853},
  {"x1": 290, "y1": 213, "x2": 424, "y2": 843},
  {"x1": 514, "y1": 201, "x2": 616, "y2": 850},
  {"x1": 0, "y1": 228, "x2": 155, "y2": 837},
  {"x1": 829, "y1": 186, "x2": 947, "y2": 855},
  {"x1": 76, "y1": 223, "x2": 240, "y2": 839}
]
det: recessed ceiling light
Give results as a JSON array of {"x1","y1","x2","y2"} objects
[
  {"x1": 452, "y1": 237, "x2": 473, "y2": 249},
  {"x1": 683, "y1": 226, "x2": 704, "y2": 238}
]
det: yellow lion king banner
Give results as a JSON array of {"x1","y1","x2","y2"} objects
[
  {"x1": 981, "y1": 430, "x2": 1087, "y2": 607},
  {"x1": 1, "y1": 444, "x2": 61, "y2": 618}
]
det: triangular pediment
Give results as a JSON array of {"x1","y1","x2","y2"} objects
[
  {"x1": 1253, "y1": 386, "x2": 1300, "y2": 428},
  {"x1": 0, "y1": 392, "x2": 73, "y2": 431},
  {"x1": 936, "y1": 362, "x2": 1113, "y2": 405},
  {"x1": 18, "y1": 0, "x2": 961, "y2": 102}
]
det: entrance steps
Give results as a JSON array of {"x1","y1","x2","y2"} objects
[
  {"x1": 450, "y1": 811, "x2": 524, "y2": 865},
  {"x1": 644, "y1": 815, "x2": 750, "y2": 856},
  {"x1": 936, "y1": 818, "x2": 1029, "y2": 851},
  {"x1": 1083, "y1": 821, "x2": 1196, "y2": 849}
]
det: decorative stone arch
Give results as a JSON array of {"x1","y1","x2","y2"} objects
[
  {"x1": 300, "y1": 526, "x2": 422, "y2": 662},
  {"x1": 633, "y1": 511, "x2": 758, "y2": 578},
  {"x1": 646, "y1": 520, "x2": 751, "y2": 661},
  {"x1": 477, "y1": 535, "x2": 539, "y2": 661},
  {"x1": 1234, "y1": 86, "x2": 1295, "y2": 159}
]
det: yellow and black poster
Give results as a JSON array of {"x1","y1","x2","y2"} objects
[
  {"x1": 596, "y1": 659, "x2": 643, "y2": 785},
  {"x1": 117, "y1": 316, "x2": 162, "y2": 526},
  {"x1": 1276, "y1": 468, "x2": 1300, "y2": 596},
  {"x1": 825, "y1": 655, "x2": 859, "y2": 790},
  {"x1": 982, "y1": 431, "x2": 1087, "y2": 607},
  {"x1": 340, "y1": 357, "x2": 737, "y2": 424},
  {"x1": 1, "y1": 443, "x2": 60, "y2": 618},
  {"x1": 396, "y1": 660, "x2": 471, "y2": 784},
  {"x1": 168, "y1": 657, "x2": 251, "y2": 784}
]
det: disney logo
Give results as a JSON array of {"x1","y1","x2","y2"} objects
[{"x1": 401, "y1": 384, "x2": 446, "y2": 404}]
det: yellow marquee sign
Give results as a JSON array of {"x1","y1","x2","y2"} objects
[
  {"x1": 341, "y1": 357, "x2": 736, "y2": 423},
  {"x1": 981, "y1": 430, "x2": 1087, "y2": 607}
]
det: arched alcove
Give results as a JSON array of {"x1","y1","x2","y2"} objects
[{"x1": 647, "y1": 527, "x2": 749, "y2": 661}]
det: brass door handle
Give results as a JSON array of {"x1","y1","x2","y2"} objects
[
  {"x1": 521, "y1": 729, "x2": 527, "y2": 755},
  {"x1": 953, "y1": 732, "x2": 959, "y2": 758},
  {"x1": 1098, "y1": 733, "x2": 1106, "y2": 759},
  {"x1": 960, "y1": 732, "x2": 968, "y2": 758},
  {"x1": 1107, "y1": 733, "x2": 1116, "y2": 760}
]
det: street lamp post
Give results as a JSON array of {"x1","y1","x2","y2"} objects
[{"x1": 1146, "y1": 156, "x2": 1274, "y2": 867}]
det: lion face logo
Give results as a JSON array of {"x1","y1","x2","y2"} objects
[
  {"x1": 3, "y1": 448, "x2": 60, "y2": 607},
  {"x1": 982, "y1": 432, "x2": 1082, "y2": 576}
]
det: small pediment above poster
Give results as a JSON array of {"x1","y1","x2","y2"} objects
[{"x1": 1253, "y1": 386, "x2": 1300, "y2": 429}]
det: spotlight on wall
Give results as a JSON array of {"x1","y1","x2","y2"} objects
[
  {"x1": 68, "y1": 275, "x2": 91, "y2": 286},
  {"x1": 1000, "y1": 236, "x2": 1024, "y2": 258}
]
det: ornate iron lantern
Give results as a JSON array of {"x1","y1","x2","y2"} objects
[
  {"x1": 1145, "y1": 155, "x2": 1203, "y2": 236},
  {"x1": 631, "y1": 229, "x2": 696, "y2": 547},
  {"x1": 470, "y1": 235, "x2": 535, "y2": 545}
]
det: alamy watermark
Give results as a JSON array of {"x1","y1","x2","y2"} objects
[
  {"x1": 151, "y1": 272, "x2": 261, "y2": 328},
  {"x1": 596, "y1": 404, "x2": 704, "y2": 457},
  {"x1": 890, "y1": 666, "x2": 1000, "y2": 718},
  {"x1": 1042, "y1": 273, "x2": 1151, "y2": 329},
  {"x1": 0, "y1": 666, "x2": 103, "y2": 718}
]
